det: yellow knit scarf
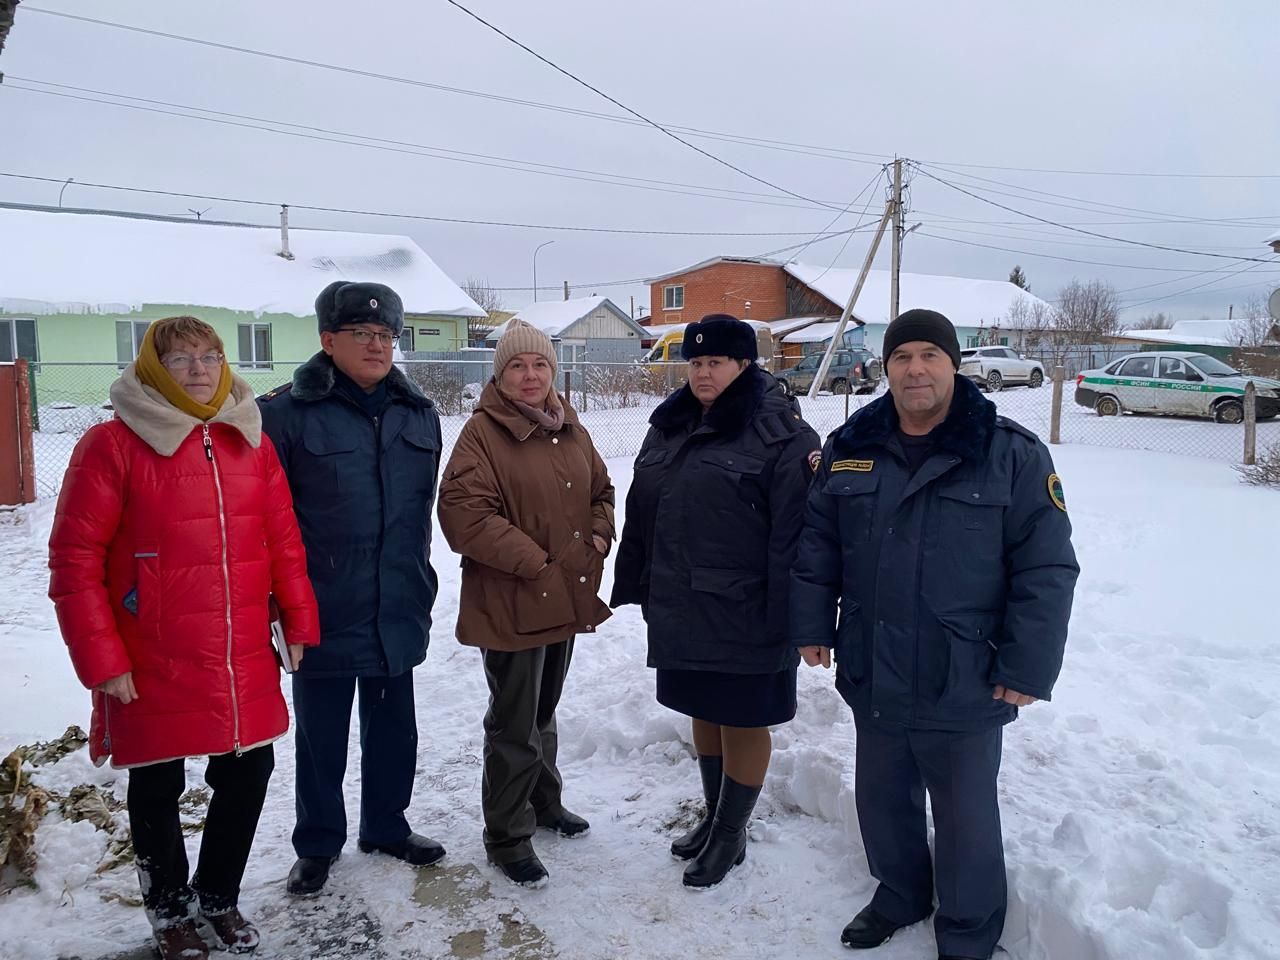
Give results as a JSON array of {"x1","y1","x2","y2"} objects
[{"x1": 133, "y1": 323, "x2": 232, "y2": 421}]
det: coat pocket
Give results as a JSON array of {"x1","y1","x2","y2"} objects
[
  {"x1": 513, "y1": 564, "x2": 576, "y2": 635},
  {"x1": 132, "y1": 546, "x2": 161, "y2": 635},
  {"x1": 934, "y1": 610, "x2": 1001, "y2": 708},
  {"x1": 935, "y1": 484, "x2": 1010, "y2": 559},
  {"x1": 397, "y1": 428, "x2": 441, "y2": 499},
  {"x1": 824, "y1": 471, "x2": 879, "y2": 543},
  {"x1": 833, "y1": 601, "x2": 865, "y2": 684},
  {"x1": 688, "y1": 566, "x2": 769, "y2": 645}
]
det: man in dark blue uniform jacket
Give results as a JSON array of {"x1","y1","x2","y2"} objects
[
  {"x1": 259, "y1": 281, "x2": 445, "y2": 896},
  {"x1": 791, "y1": 310, "x2": 1078, "y2": 960}
]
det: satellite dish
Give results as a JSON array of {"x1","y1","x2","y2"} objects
[{"x1": 1269, "y1": 287, "x2": 1280, "y2": 321}]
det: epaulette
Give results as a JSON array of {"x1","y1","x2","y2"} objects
[
  {"x1": 259, "y1": 382, "x2": 293, "y2": 402},
  {"x1": 995, "y1": 415, "x2": 1041, "y2": 444},
  {"x1": 754, "y1": 408, "x2": 803, "y2": 445}
]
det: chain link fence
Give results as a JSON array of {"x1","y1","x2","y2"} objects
[{"x1": 21, "y1": 360, "x2": 1275, "y2": 500}]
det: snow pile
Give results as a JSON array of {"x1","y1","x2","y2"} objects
[
  {"x1": 0, "y1": 447, "x2": 1277, "y2": 959},
  {"x1": 0, "y1": 207, "x2": 486, "y2": 319}
]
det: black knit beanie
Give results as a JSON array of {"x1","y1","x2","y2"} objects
[{"x1": 881, "y1": 309, "x2": 961, "y2": 369}]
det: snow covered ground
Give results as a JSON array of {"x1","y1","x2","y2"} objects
[{"x1": 2, "y1": 441, "x2": 1278, "y2": 959}]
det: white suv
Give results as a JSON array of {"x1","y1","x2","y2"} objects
[{"x1": 958, "y1": 347, "x2": 1045, "y2": 392}]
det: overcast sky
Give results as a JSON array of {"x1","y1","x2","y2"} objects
[{"x1": 2, "y1": 0, "x2": 1278, "y2": 322}]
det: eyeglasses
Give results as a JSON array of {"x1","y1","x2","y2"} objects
[
  {"x1": 161, "y1": 352, "x2": 224, "y2": 371},
  {"x1": 339, "y1": 327, "x2": 398, "y2": 347}
]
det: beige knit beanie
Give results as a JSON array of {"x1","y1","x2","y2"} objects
[{"x1": 494, "y1": 318, "x2": 558, "y2": 377}]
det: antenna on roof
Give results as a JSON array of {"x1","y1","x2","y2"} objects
[
  {"x1": 187, "y1": 207, "x2": 211, "y2": 221},
  {"x1": 278, "y1": 204, "x2": 295, "y2": 261}
]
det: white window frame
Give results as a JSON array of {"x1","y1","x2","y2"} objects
[
  {"x1": 663, "y1": 285, "x2": 685, "y2": 311},
  {"x1": 0, "y1": 316, "x2": 39, "y2": 366},
  {"x1": 238, "y1": 322, "x2": 274, "y2": 370},
  {"x1": 115, "y1": 319, "x2": 151, "y2": 367}
]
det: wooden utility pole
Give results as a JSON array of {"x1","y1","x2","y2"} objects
[
  {"x1": 807, "y1": 200, "x2": 894, "y2": 401},
  {"x1": 890, "y1": 157, "x2": 904, "y2": 322},
  {"x1": 1244, "y1": 381, "x2": 1257, "y2": 465}
]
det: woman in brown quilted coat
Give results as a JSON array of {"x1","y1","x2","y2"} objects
[{"x1": 437, "y1": 319, "x2": 614, "y2": 888}]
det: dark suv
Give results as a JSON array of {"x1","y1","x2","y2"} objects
[{"x1": 775, "y1": 348, "x2": 882, "y2": 396}]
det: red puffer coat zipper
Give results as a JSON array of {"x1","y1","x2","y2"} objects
[{"x1": 48, "y1": 367, "x2": 320, "y2": 768}]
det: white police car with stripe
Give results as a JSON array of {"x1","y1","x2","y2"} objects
[{"x1": 1074, "y1": 351, "x2": 1280, "y2": 424}]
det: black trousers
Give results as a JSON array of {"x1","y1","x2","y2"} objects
[
  {"x1": 291, "y1": 671, "x2": 418, "y2": 858},
  {"x1": 480, "y1": 640, "x2": 573, "y2": 864},
  {"x1": 853, "y1": 715, "x2": 1006, "y2": 960},
  {"x1": 127, "y1": 744, "x2": 275, "y2": 927}
]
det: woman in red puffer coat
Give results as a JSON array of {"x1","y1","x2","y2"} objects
[{"x1": 48, "y1": 315, "x2": 320, "y2": 960}]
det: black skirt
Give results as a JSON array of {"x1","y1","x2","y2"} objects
[{"x1": 655, "y1": 666, "x2": 798, "y2": 728}]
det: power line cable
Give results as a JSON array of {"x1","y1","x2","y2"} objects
[
  {"x1": 923, "y1": 162, "x2": 1272, "y2": 229},
  {"x1": 917, "y1": 168, "x2": 1279, "y2": 264},
  {"x1": 2, "y1": 80, "x2": 868, "y2": 213},
  {"x1": 22, "y1": 7, "x2": 1280, "y2": 183},
  {"x1": 915, "y1": 228, "x2": 1280, "y2": 274},
  {"x1": 436, "y1": 0, "x2": 842, "y2": 210},
  {"x1": 0, "y1": 171, "x2": 869, "y2": 237}
]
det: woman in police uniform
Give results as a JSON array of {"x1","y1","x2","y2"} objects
[{"x1": 612, "y1": 314, "x2": 819, "y2": 888}]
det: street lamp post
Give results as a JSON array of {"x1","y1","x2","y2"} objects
[
  {"x1": 532, "y1": 240, "x2": 555, "y2": 303},
  {"x1": 58, "y1": 178, "x2": 74, "y2": 208}
]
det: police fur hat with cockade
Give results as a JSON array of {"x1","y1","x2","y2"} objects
[
  {"x1": 315, "y1": 281, "x2": 405, "y2": 337},
  {"x1": 680, "y1": 313, "x2": 758, "y2": 362}
]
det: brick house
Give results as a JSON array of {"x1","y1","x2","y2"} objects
[{"x1": 646, "y1": 256, "x2": 1052, "y2": 365}]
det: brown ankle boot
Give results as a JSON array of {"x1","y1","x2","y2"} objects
[
  {"x1": 198, "y1": 907, "x2": 261, "y2": 953},
  {"x1": 153, "y1": 919, "x2": 210, "y2": 960}
]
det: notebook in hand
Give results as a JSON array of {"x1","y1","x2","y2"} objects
[{"x1": 271, "y1": 619, "x2": 293, "y2": 673}]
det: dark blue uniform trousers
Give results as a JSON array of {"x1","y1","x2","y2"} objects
[
  {"x1": 291, "y1": 672, "x2": 418, "y2": 858},
  {"x1": 854, "y1": 714, "x2": 1006, "y2": 960}
]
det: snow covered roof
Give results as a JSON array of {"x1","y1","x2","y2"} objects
[
  {"x1": 0, "y1": 206, "x2": 486, "y2": 318},
  {"x1": 784, "y1": 262, "x2": 1051, "y2": 328},
  {"x1": 780, "y1": 321, "x2": 852, "y2": 344},
  {"x1": 1119, "y1": 319, "x2": 1280, "y2": 347},
  {"x1": 647, "y1": 256, "x2": 783, "y2": 285},
  {"x1": 489, "y1": 295, "x2": 629, "y2": 339},
  {"x1": 1265, "y1": 228, "x2": 1280, "y2": 245},
  {"x1": 767, "y1": 316, "x2": 831, "y2": 336}
]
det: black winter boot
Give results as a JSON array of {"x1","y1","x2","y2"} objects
[
  {"x1": 682, "y1": 774, "x2": 761, "y2": 888},
  {"x1": 670, "y1": 755, "x2": 723, "y2": 860}
]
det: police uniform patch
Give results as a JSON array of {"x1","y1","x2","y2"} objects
[
  {"x1": 1048, "y1": 473, "x2": 1066, "y2": 512},
  {"x1": 832, "y1": 458, "x2": 874, "y2": 473},
  {"x1": 808, "y1": 450, "x2": 823, "y2": 473}
]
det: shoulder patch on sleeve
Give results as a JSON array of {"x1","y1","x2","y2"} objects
[
  {"x1": 259, "y1": 383, "x2": 293, "y2": 402},
  {"x1": 1047, "y1": 473, "x2": 1066, "y2": 512},
  {"x1": 808, "y1": 449, "x2": 823, "y2": 473}
]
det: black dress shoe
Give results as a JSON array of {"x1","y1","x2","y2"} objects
[
  {"x1": 357, "y1": 833, "x2": 446, "y2": 866},
  {"x1": 493, "y1": 853, "x2": 549, "y2": 888},
  {"x1": 538, "y1": 809, "x2": 590, "y2": 838},
  {"x1": 840, "y1": 905, "x2": 922, "y2": 949},
  {"x1": 287, "y1": 856, "x2": 336, "y2": 897}
]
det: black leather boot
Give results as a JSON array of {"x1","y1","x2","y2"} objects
[
  {"x1": 670, "y1": 755, "x2": 723, "y2": 860},
  {"x1": 682, "y1": 774, "x2": 761, "y2": 888},
  {"x1": 286, "y1": 855, "x2": 336, "y2": 896}
]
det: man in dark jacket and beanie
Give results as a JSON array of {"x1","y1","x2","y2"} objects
[
  {"x1": 259, "y1": 281, "x2": 446, "y2": 896},
  {"x1": 791, "y1": 309, "x2": 1078, "y2": 960}
]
